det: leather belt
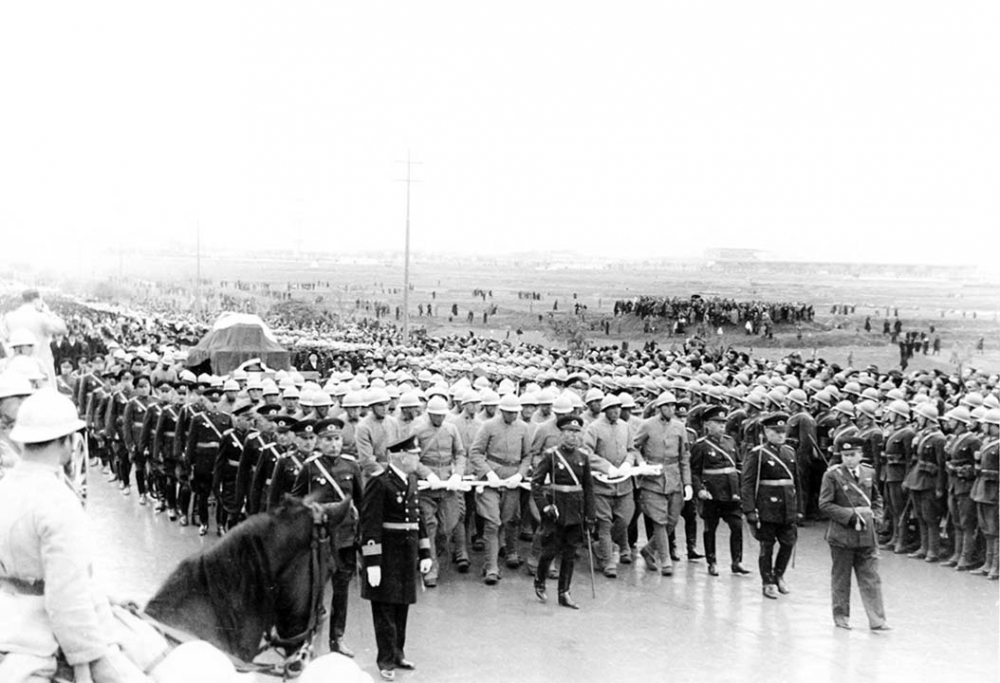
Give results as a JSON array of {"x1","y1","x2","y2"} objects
[
  {"x1": 703, "y1": 467, "x2": 737, "y2": 475},
  {"x1": 226, "y1": 459, "x2": 240, "y2": 467},
  {"x1": 0, "y1": 576, "x2": 45, "y2": 596},
  {"x1": 487, "y1": 455, "x2": 518, "y2": 467},
  {"x1": 164, "y1": 431, "x2": 176, "y2": 438},
  {"x1": 196, "y1": 442, "x2": 219, "y2": 448},
  {"x1": 382, "y1": 522, "x2": 419, "y2": 530},
  {"x1": 551, "y1": 484, "x2": 583, "y2": 493},
  {"x1": 759, "y1": 478, "x2": 794, "y2": 486}
]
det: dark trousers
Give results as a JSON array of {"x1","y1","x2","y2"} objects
[
  {"x1": 829, "y1": 544, "x2": 887, "y2": 627},
  {"x1": 701, "y1": 500, "x2": 742, "y2": 565},
  {"x1": 131, "y1": 455, "x2": 147, "y2": 496},
  {"x1": 755, "y1": 521, "x2": 797, "y2": 585},
  {"x1": 191, "y1": 473, "x2": 212, "y2": 526},
  {"x1": 370, "y1": 602, "x2": 409, "y2": 671},
  {"x1": 329, "y1": 547, "x2": 355, "y2": 643},
  {"x1": 535, "y1": 521, "x2": 582, "y2": 595}
]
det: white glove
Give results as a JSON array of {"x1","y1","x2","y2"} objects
[
  {"x1": 486, "y1": 470, "x2": 502, "y2": 486},
  {"x1": 446, "y1": 473, "x2": 462, "y2": 491},
  {"x1": 618, "y1": 461, "x2": 633, "y2": 477},
  {"x1": 683, "y1": 484, "x2": 694, "y2": 502},
  {"x1": 367, "y1": 566, "x2": 382, "y2": 587},
  {"x1": 697, "y1": 489, "x2": 712, "y2": 501},
  {"x1": 419, "y1": 558, "x2": 432, "y2": 574},
  {"x1": 606, "y1": 465, "x2": 620, "y2": 478},
  {"x1": 426, "y1": 473, "x2": 444, "y2": 490},
  {"x1": 505, "y1": 472, "x2": 523, "y2": 489}
]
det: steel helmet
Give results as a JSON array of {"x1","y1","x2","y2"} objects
[
  {"x1": 223, "y1": 379, "x2": 240, "y2": 392},
  {"x1": 786, "y1": 389, "x2": 808, "y2": 407},
  {"x1": 398, "y1": 392, "x2": 422, "y2": 409},
  {"x1": 8, "y1": 328, "x2": 36, "y2": 347},
  {"x1": 583, "y1": 388, "x2": 605, "y2": 404},
  {"x1": 520, "y1": 391, "x2": 539, "y2": 407},
  {"x1": 886, "y1": 399, "x2": 911, "y2": 420},
  {"x1": 552, "y1": 395, "x2": 574, "y2": 415},
  {"x1": 984, "y1": 394, "x2": 1000, "y2": 410},
  {"x1": 426, "y1": 396, "x2": 450, "y2": 415},
  {"x1": 812, "y1": 391, "x2": 833, "y2": 408},
  {"x1": 960, "y1": 392, "x2": 984, "y2": 409},
  {"x1": 861, "y1": 388, "x2": 880, "y2": 402},
  {"x1": 806, "y1": 378, "x2": 825, "y2": 394},
  {"x1": 341, "y1": 391, "x2": 365, "y2": 409},
  {"x1": 311, "y1": 391, "x2": 333, "y2": 408},
  {"x1": 600, "y1": 394, "x2": 622, "y2": 411},
  {"x1": 461, "y1": 389, "x2": 482, "y2": 406},
  {"x1": 498, "y1": 393, "x2": 522, "y2": 412},
  {"x1": 915, "y1": 403, "x2": 939, "y2": 422},
  {"x1": 834, "y1": 400, "x2": 856, "y2": 418},
  {"x1": 653, "y1": 391, "x2": 677, "y2": 408},
  {"x1": 945, "y1": 406, "x2": 971, "y2": 426},
  {"x1": 9, "y1": 388, "x2": 85, "y2": 444},
  {"x1": 856, "y1": 400, "x2": 878, "y2": 420},
  {"x1": 984, "y1": 408, "x2": 1000, "y2": 427},
  {"x1": 843, "y1": 381, "x2": 862, "y2": 397},
  {"x1": 618, "y1": 392, "x2": 636, "y2": 409},
  {"x1": 765, "y1": 389, "x2": 785, "y2": 409},
  {"x1": 480, "y1": 390, "x2": 501, "y2": 407},
  {"x1": 366, "y1": 388, "x2": 391, "y2": 406},
  {"x1": 885, "y1": 388, "x2": 905, "y2": 402},
  {"x1": 0, "y1": 372, "x2": 33, "y2": 400},
  {"x1": 971, "y1": 406, "x2": 988, "y2": 423},
  {"x1": 743, "y1": 391, "x2": 765, "y2": 410}
]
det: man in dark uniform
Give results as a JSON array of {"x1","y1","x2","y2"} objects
[
  {"x1": 173, "y1": 378, "x2": 206, "y2": 526},
  {"x1": 881, "y1": 400, "x2": 915, "y2": 553},
  {"x1": 819, "y1": 436, "x2": 890, "y2": 631},
  {"x1": 137, "y1": 379, "x2": 172, "y2": 511},
  {"x1": 941, "y1": 406, "x2": 981, "y2": 570},
  {"x1": 971, "y1": 408, "x2": 999, "y2": 579},
  {"x1": 152, "y1": 381, "x2": 186, "y2": 520},
  {"x1": 103, "y1": 368, "x2": 134, "y2": 492},
  {"x1": 266, "y1": 418, "x2": 314, "y2": 512},
  {"x1": 531, "y1": 415, "x2": 595, "y2": 608},
  {"x1": 785, "y1": 389, "x2": 821, "y2": 521},
  {"x1": 691, "y1": 405, "x2": 750, "y2": 576},
  {"x1": 291, "y1": 417, "x2": 363, "y2": 658},
  {"x1": 247, "y1": 415, "x2": 296, "y2": 516},
  {"x1": 184, "y1": 383, "x2": 232, "y2": 535},
  {"x1": 360, "y1": 435, "x2": 433, "y2": 681},
  {"x1": 235, "y1": 404, "x2": 279, "y2": 517},
  {"x1": 741, "y1": 412, "x2": 801, "y2": 599},
  {"x1": 122, "y1": 375, "x2": 153, "y2": 504},
  {"x1": 212, "y1": 399, "x2": 255, "y2": 533}
]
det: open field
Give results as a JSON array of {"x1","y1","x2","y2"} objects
[{"x1": 15, "y1": 251, "x2": 1000, "y2": 374}]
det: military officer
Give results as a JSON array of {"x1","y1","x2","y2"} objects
[
  {"x1": 531, "y1": 415, "x2": 595, "y2": 609},
  {"x1": 691, "y1": 405, "x2": 750, "y2": 576},
  {"x1": 356, "y1": 388, "x2": 401, "y2": 480},
  {"x1": 901, "y1": 403, "x2": 947, "y2": 562},
  {"x1": 359, "y1": 435, "x2": 433, "y2": 681},
  {"x1": 137, "y1": 379, "x2": 172, "y2": 510},
  {"x1": 152, "y1": 380, "x2": 185, "y2": 520},
  {"x1": 183, "y1": 382, "x2": 232, "y2": 535},
  {"x1": 247, "y1": 415, "x2": 297, "y2": 516},
  {"x1": 881, "y1": 400, "x2": 915, "y2": 553},
  {"x1": 212, "y1": 399, "x2": 255, "y2": 533},
  {"x1": 266, "y1": 418, "x2": 315, "y2": 512},
  {"x1": 741, "y1": 412, "x2": 801, "y2": 599},
  {"x1": 291, "y1": 417, "x2": 363, "y2": 658},
  {"x1": 235, "y1": 404, "x2": 279, "y2": 516},
  {"x1": 941, "y1": 407, "x2": 982, "y2": 570},
  {"x1": 121, "y1": 374, "x2": 153, "y2": 504},
  {"x1": 819, "y1": 436, "x2": 890, "y2": 631},
  {"x1": 970, "y1": 408, "x2": 999, "y2": 579}
]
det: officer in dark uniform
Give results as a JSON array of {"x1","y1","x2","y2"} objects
[
  {"x1": 819, "y1": 436, "x2": 890, "y2": 630},
  {"x1": 741, "y1": 412, "x2": 801, "y2": 599},
  {"x1": 152, "y1": 381, "x2": 186, "y2": 520},
  {"x1": 691, "y1": 405, "x2": 750, "y2": 576},
  {"x1": 122, "y1": 375, "x2": 153, "y2": 504},
  {"x1": 247, "y1": 415, "x2": 296, "y2": 516},
  {"x1": 360, "y1": 435, "x2": 432, "y2": 681},
  {"x1": 138, "y1": 379, "x2": 172, "y2": 510},
  {"x1": 881, "y1": 400, "x2": 915, "y2": 552},
  {"x1": 184, "y1": 383, "x2": 232, "y2": 535},
  {"x1": 291, "y1": 417, "x2": 363, "y2": 658},
  {"x1": 173, "y1": 379, "x2": 207, "y2": 526},
  {"x1": 531, "y1": 415, "x2": 595, "y2": 608},
  {"x1": 941, "y1": 407, "x2": 981, "y2": 570},
  {"x1": 104, "y1": 368, "x2": 134, "y2": 491},
  {"x1": 266, "y1": 418, "x2": 314, "y2": 512},
  {"x1": 235, "y1": 404, "x2": 279, "y2": 517},
  {"x1": 213, "y1": 399, "x2": 255, "y2": 533},
  {"x1": 901, "y1": 404, "x2": 947, "y2": 561}
]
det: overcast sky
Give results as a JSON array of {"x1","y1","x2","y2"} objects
[{"x1": 1, "y1": 2, "x2": 997, "y2": 266}]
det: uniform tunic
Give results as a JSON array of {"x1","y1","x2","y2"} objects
[
  {"x1": 356, "y1": 414, "x2": 402, "y2": 479},
  {"x1": 971, "y1": 438, "x2": 999, "y2": 536}
]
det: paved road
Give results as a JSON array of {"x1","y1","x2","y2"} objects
[{"x1": 86, "y1": 471, "x2": 999, "y2": 683}]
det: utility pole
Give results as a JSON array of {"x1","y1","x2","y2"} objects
[
  {"x1": 195, "y1": 222, "x2": 202, "y2": 319},
  {"x1": 395, "y1": 152, "x2": 422, "y2": 343}
]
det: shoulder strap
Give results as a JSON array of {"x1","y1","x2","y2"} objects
[
  {"x1": 701, "y1": 438, "x2": 737, "y2": 468},
  {"x1": 553, "y1": 449, "x2": 581, "y2": 487}
]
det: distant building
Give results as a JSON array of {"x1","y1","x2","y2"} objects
[{"x1": 705, "y1": 248, "x2": 763, "y2": 262}]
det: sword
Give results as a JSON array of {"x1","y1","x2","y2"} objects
[{"x1": 585, "y1": 524, "x2": 597, "y2": 599}]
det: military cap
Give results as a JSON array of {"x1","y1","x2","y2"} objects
[
  {"x1": 837, "y1": 435, "x2": 865, "y2": 453},
  {"x1": 231, "y1": 399, "x2": 255, "y2": 416},
  {"x1": 315, "y1": 417, "x2": 346, "y2": 437},
  {"x1": 760, "y1": 412, "x2": 789, "y2": 429},
  {"x1": 256, "y1": 404, "x2": 281, "y2": 417},
  {"x1": 387, "y1": 434, "x2": 421, "y2": 454},
  {"x1": 702, "y1": 405, "x2": 727, "y2": 422},
  {"x1": 292, "y1": 419, "x2": 317, "y2": 436},
  {"x1": 556, "y1": 415, "x2": 584, "y2": 431},
  {"x1": 273, "y1": 416, "x2": 298, "y2": 432}
]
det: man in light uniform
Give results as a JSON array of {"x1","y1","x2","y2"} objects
[{"x1": 2, "y1": 290, "x2": 67, "y2": 387}]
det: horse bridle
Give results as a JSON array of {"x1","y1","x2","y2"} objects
[{"x1": 262, "y1": 501, "x2": 332, "y2": 677}]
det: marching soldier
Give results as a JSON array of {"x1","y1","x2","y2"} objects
[
  {"x1": 971, "y1": 408, "x2": 999, "y2": 579},
  {"x1": 152, "y1": 380, "x2": 186, "y2": 521},
  {"x1": 212, "y1": 400, "x2": 255, "y2": 533},
  {"x1": 785, "y1": 389, "x2": 821, "y2": 520},
  {"x1": 235, "y1": 404, "x2": 279, "y2": 516},
  {"x1": 901, "y1": 403, "x2": 947, "y2": 562},
  {"x1": 691, "y1": 405, "x2": 750, "y2": 576},
  {"x1": 942, "y1": 407, "x2": 982, "y2": 570},
  {"x1": 356, "y1": 388, "x2": 401, "y2": 480},
  {"x1": 818, "y1": 436, "x2": 890, "y2": 631},
  {"x1": 741, "y1": 412, "x2": 801, "y2": 599},
  {"x1": 103, "y1": 368, "x2": 134, "y2": 492},
  {"x1": 359, "y1": 435, "x2": 433, "y2": 681},
  {"x1": 122, "y1": 375, "x2": 153, "y2": 504},
  {"x1": 829, "y1": 401, "x2": 860, "y2": 464},
  {"x1": 291, "y1": 417, "x2": 364, "y2": 658},
  {"x1": 172, "y1": 376, "x2": 205, "y2": 526},
  {"x1": 532, "y1": 415, "x2": 595, "y2": 609},
  {"x1": 266, "y1": 418, "x2": 315, "y2": 512},
  {"x1": 137, "y1": 379, "x2": 172, "y2": 510},
  {"x1": 247, "y1": 415, "x2": 297, "y2": 516},
  {"x1": 412, "y1": 396, "x2": 466, "y2": 587},
  {"x1": 184, "y1": 382, "x2": 232, "y2": 535}
]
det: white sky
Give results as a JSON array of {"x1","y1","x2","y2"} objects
[{"x1": 1, "y1": 2, "x2": 997, "y2": 266}]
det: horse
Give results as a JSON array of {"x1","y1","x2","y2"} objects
[{"x1": 143, "y1": 495, "x2": 350, "y2": 674}]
